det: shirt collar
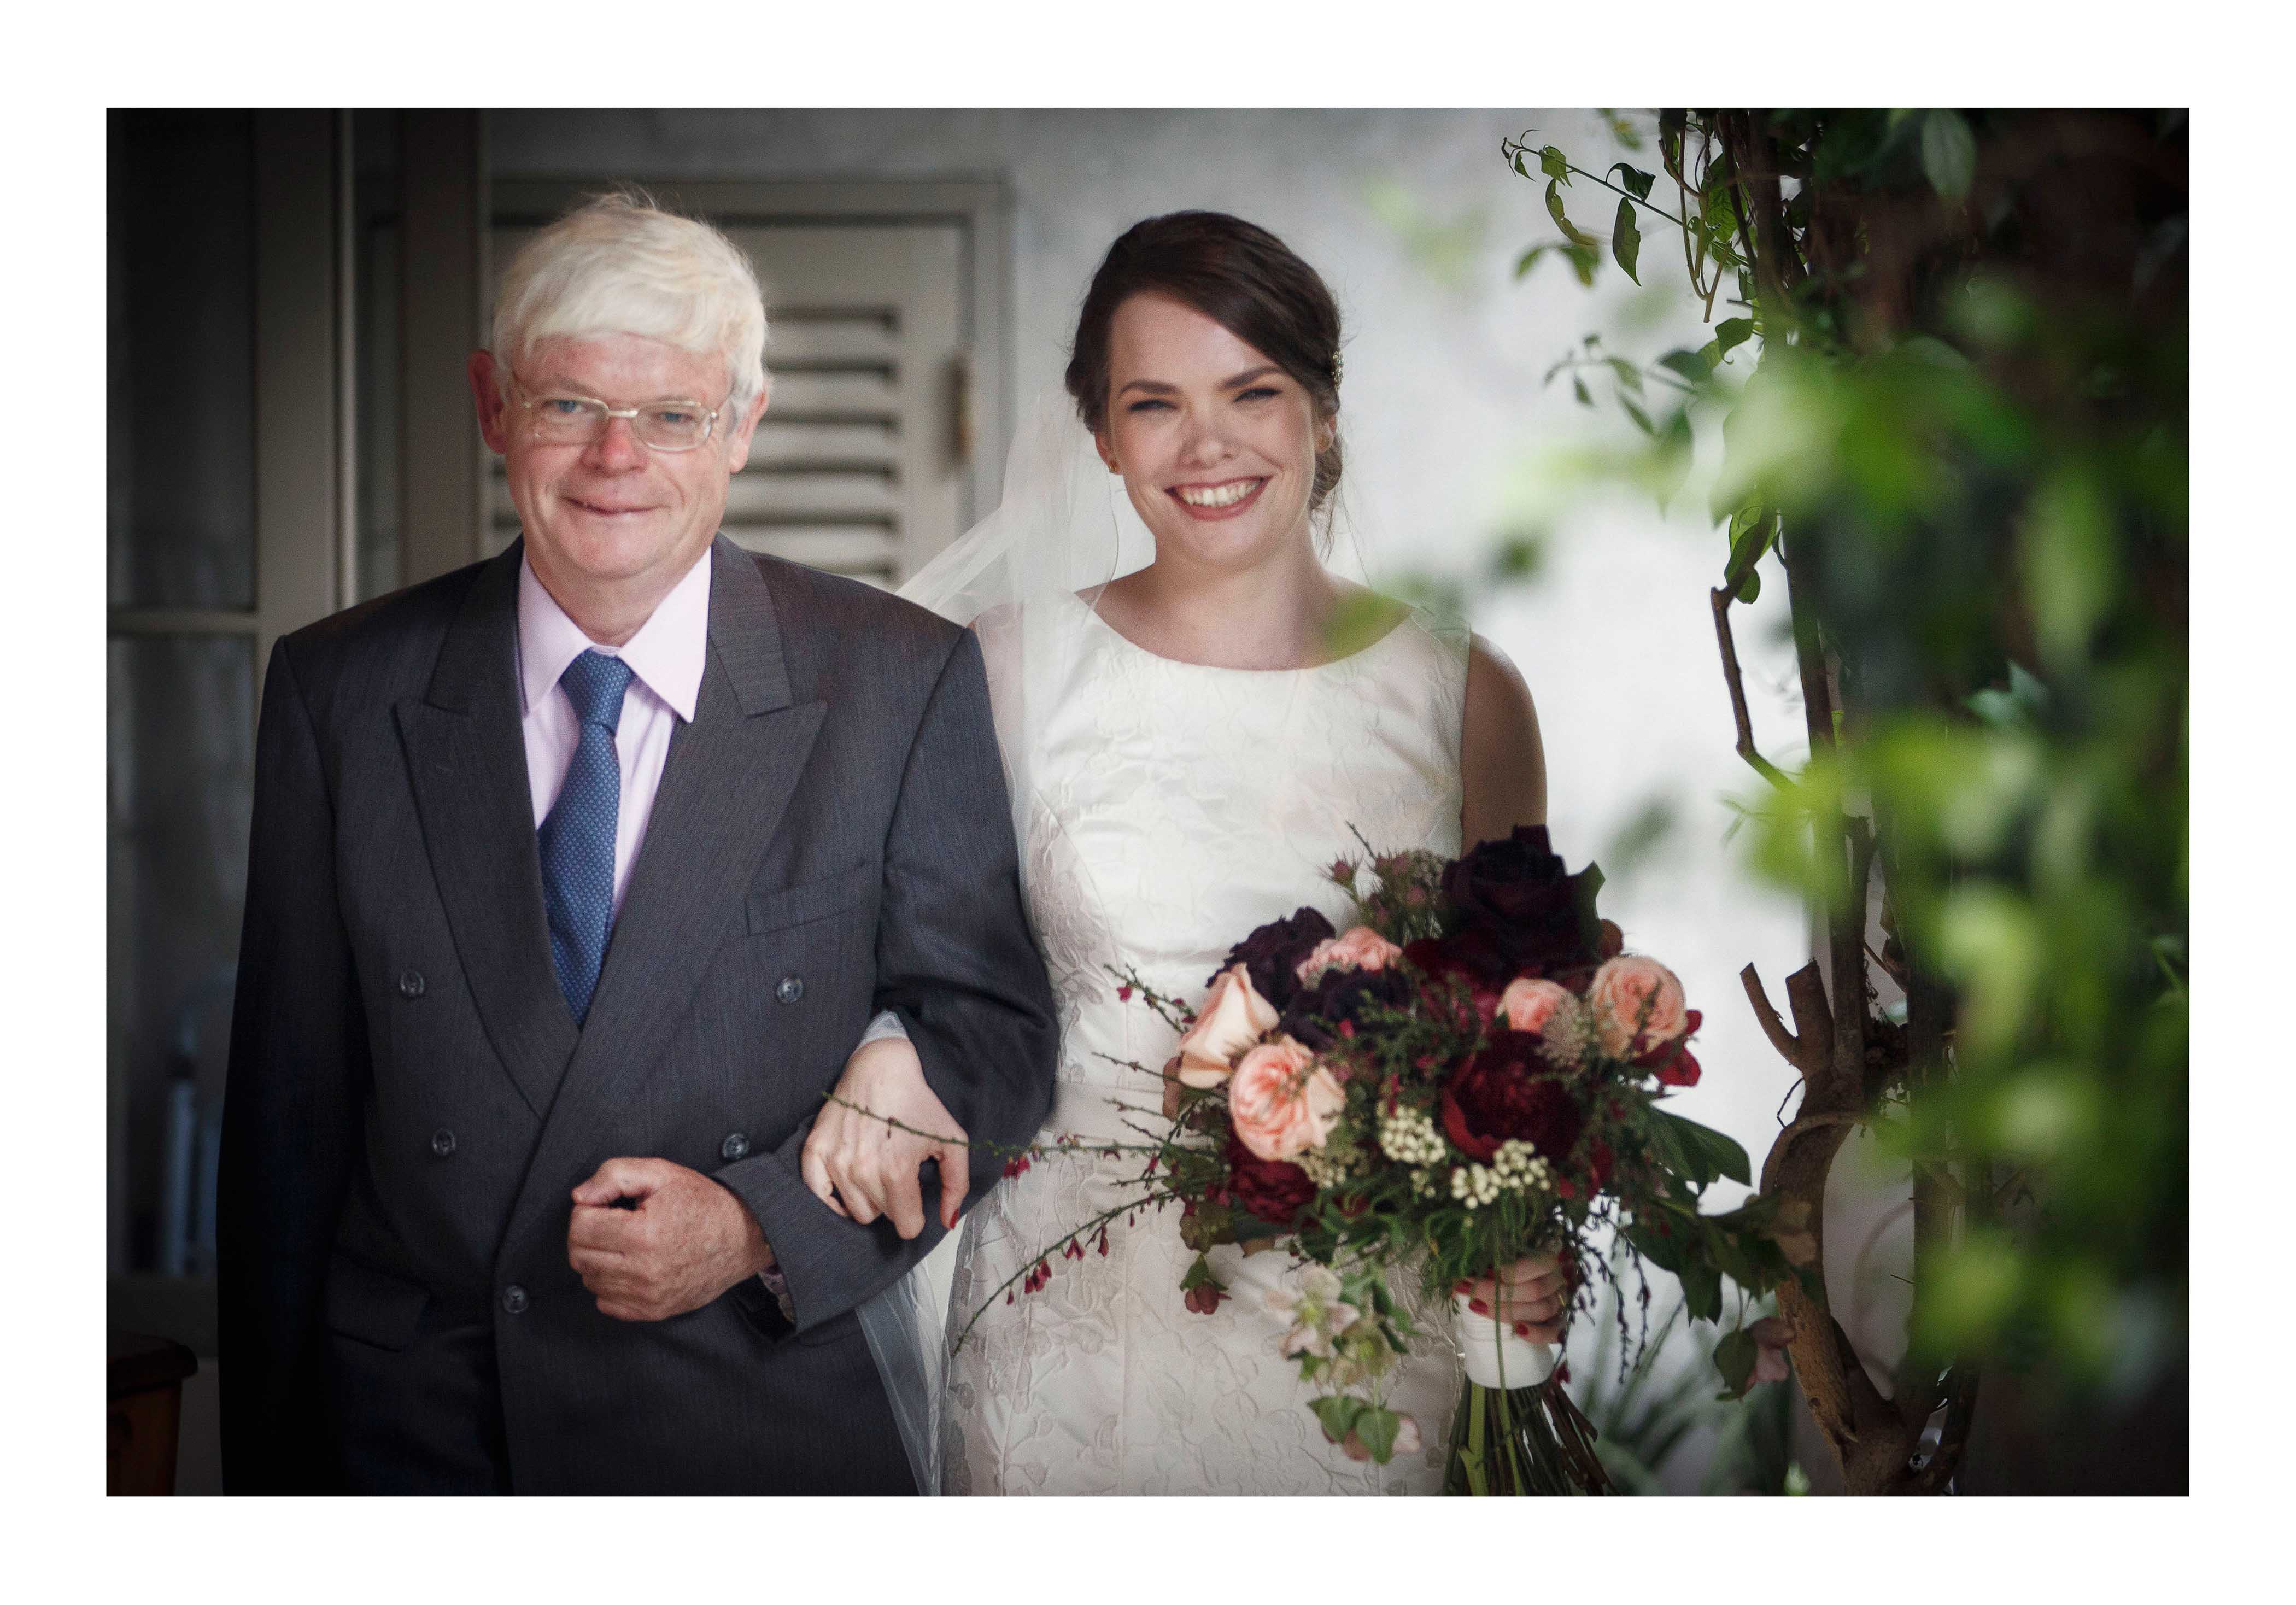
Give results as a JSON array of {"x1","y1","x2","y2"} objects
[{"x1": 517, "y1": 546, "x2": 712, "y2": 723}]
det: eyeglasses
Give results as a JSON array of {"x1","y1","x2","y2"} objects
[{"x1": 511, "y1": 376, "x2": 729, "y2": 452}]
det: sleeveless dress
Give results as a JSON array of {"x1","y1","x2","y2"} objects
[{"x1": 942, "y1": 592, "x2": 1472, "y2": 1495}]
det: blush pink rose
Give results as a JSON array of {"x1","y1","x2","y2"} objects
[
  {"x1": 1587, "y1": 955, "x2": 1690, "y2": 1058},
  {"x1": 1296, "y1": 924, "x2": 1405, "y2": 985},
  {"x1": 1175, "y1": 964, "x2": 1280, "y2": 1088},
  {"x1": 1749, "y1": 1315, "x2": 1796, "y2": 1385},
  {"x1": 1228, "y1": 1036, "x2": 1346, "y2": 1162},
  {"x1": 1497, "y1": 977, "x2": 1574, "y2": 1034}
]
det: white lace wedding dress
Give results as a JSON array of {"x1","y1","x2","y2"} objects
[{"x1": 942, "y1": 592, "x2": 1471, "y2": 1495}]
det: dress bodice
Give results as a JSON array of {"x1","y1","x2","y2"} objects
[
  {"x1": 1016, "y1": 593, "x2": 1469, "y2": 1138},
  {"x1": 947, "y1": 592, "x2": 1473, "y2": 1495}
]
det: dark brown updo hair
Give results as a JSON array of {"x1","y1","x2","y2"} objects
[{"x1": 1065, "y1": 210, "x2": 1345, "y2": 517}]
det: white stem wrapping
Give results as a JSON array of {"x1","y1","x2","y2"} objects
[{"x1": 1452, "y1": 1291, "x2": 1557, "y2": 1389}]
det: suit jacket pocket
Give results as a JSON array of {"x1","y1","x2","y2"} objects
[
  {"x1": 745, "y1": 863, "x2": 875, "y2": 936},
  {"x1": 324, "y1": 1254, "x2": 431, "y2": 1352}
]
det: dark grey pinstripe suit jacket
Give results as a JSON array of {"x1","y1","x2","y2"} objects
[{"x1": 218, "y1": 535, "x2": 1056, "y2": 1493}]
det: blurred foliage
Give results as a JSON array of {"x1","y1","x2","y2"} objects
[
  {"x1": 1571, "y1": 1279, "x2": 1806, "y2": 1495},
  {"x1": 1498, "y1": 109, "x2": 2186, "y2": 1483}
]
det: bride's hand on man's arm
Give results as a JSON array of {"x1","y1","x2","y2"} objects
[
  {"x1": 1461, "y1": 1253, "x2": 1570, "y2": 1345},
  {"x1": 800, "y1": 1035, "x2": 971, "y2": 1240}
]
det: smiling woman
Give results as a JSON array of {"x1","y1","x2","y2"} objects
[{"x1": 807, "y1": 209, "x2": 1554, "y2": 1494}]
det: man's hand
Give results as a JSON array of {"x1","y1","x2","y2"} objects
[
  {"x1": 567, "y1": 1157, "x2": 775, "y2": 1322},
  {"x1": 800, "y1": 1035, "x2": 970, "y2": 1240}
]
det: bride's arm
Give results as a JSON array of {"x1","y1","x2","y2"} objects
[
  {"x1": 803, "y1": 1031, "x2": 972, "y2": 1240},
  {"x1": 1459, "y1": 638, "x2": 1568, "y2": 1339},
  {"x1": 1459, "y1": 635, "x2": 1548, "y2": 850}
]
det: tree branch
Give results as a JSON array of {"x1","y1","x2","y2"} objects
[
  {"x1": 1713, "y1": 588, "x2": 1790, "y2": 789},
  {"x1": 1740, "y1": 963, "x2": 1801, "y2": 1063}
]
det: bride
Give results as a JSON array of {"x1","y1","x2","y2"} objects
[{"x1": 804, "y1": 212, "x2": 1566, "y2": 1494}]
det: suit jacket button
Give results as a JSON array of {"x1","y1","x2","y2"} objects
[
  {"x1": 776, "y1": 975, "x2": 804, "y2": 1004},
  {"x1": 431, "y1": 1128, "x2": 456, "y2": 1158},
  {"x1": 502, "y1": 1284, "x2": 529, "y2": 1316},
  {"x1": 399, "y1": 969, "x2": 426, "y2": 1000},
  {"x1": 722, "y1": 1131, "x2": 751, "y2": 1161}
]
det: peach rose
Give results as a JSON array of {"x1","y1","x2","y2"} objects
[
  {"x1": 1296, "y1": 924, "x2": 1405, "y2": 985},
  {"x1": 1587, "y1": 955, "x2": 1689, "y2": 1058},
  {"x1": 1229, "y1": 1036, "x2": 1346, "y2": 1162},
  {"x1": 1175, "y1": 964, "x2": 1280, "y2": 1088},
  {"x1": 1498, "y1": 977, "x2": 1575, "y2": 1034}
]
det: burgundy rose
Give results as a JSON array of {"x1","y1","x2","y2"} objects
[
  {"x1": 1443, "y1": 825, "x2": 1606, "y2": 971},
  {"x1": 1647, "y1": 1044, "x2": 1702, "y2": 1088},
  {"x1": 1402, "y1": 929, "x2": 1510, "y2": 1027},
  {"x1": 1280, "y1": 962, "x2": 1414, "y2": 1051},
  {"x1": 1223, "y1": 1134, "x2": 1319, "y2": 1230},
  {"x1": 1214, "y1": 907, "x2": 1337, "y2": 1009},
  {"x1": 1438, "y1": 1031, "x2": 1585, "y2": 1164}
]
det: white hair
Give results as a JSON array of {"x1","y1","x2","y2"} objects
[{"x1": 490, "y1": 190, "x2": 768, "y2": 416}]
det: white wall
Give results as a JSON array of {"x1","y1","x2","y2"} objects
[{"x1": 490, "y1": 109, "x2": 1904, "y2": 1420}]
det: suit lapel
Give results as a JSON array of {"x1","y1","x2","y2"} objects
[
  {"x1": 395, "y1": 540, "x2": 579, "y2": 1121},
  {"x1": 518, "y1": 538, "x2": 826, "y2": 1208}
]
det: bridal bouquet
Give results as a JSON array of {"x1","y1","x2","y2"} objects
[{"x1": 1075, "y1": 826, "x2": 1801, "y2": 1495}]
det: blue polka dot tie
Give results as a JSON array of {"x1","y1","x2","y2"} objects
[{"x1": 538, "y1": 650, "x2": 636, "y2": 1026}]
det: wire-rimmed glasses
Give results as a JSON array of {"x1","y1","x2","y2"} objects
[{"x1": 512, "y1": 375, "x2": 730, "y2": 452}]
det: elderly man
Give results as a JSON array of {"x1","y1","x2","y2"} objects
[{"x1": 218, "y1": 194, "x2": 1056, "y2": 1493}]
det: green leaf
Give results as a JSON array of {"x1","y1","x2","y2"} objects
[
  {"x1": 1572, "y1": 374, "x2": 1592, "y2": 407},
  {"x1": 1677, "y1": 1253, "x2": 1724, "y2": 1324},
  {"x1": 1354, "y1": 1406, "x2": 1402, "y2": 1463},
  {"x1": 1612, "y1": 196, "x2": 1642, "y2": 284},
  {"x1": 1921, "y1": 109, "x2": 1977, "y2": 202},
  {"x1": 1656, "y1": 348, "x2": 1714, "y2": 387},
  {"x1": 1714, "y1": 317, "x2": 1756, "y2": 359},
  {"x1": 1651, "y1": 1108, "x2": 1753, "y2": 1186},
  {"x1": 1603, "y1": 356, "x2": 1643, "y2": 394},
  {"x1": 1309, "y1": 1394, "x2": 1366, "y2": 1445},
  {"x1": 1625, "y1": 1219, "x2": 1685, "y2": 1274},
  {"x1": 1515, "y1": 242, "x2": 1598, "y2": 285},
  {"x1": 1713, "y1": 1327, "x2": 1759, "y2": 1399},
  {"x1": 1698, "y1": 339, "x2": 1722, "y2": 370},
  {"x1": 1606, "y1": 162, "x2": 1656, "y2": 202},
  {"x1": 1620, "y1": 396, "x2": 1655, "y2": 436},
  {"x1": 1736, "y1": 568, "x2": 1761, "y2": 602},
  {"x1": 1724, "y1": 508, "x2": 1774, "y2": 594},
  {"x1": 1511, "y1": 150, "x2": 1528, "y2": 179},
  {"x1": 1539, "y1": 144, "x2": 1570, "y2": 183},
  {"x1": 1546, "y1": 180, "x2": 1596, "y2": 249}
]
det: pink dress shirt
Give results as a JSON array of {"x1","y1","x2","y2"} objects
[
  {"x1": 517, "y1": 550, "x2": 711, "y2": 915},
  {"x1": 517, "y1": 547, "x2": 905, "y2": 1088}
]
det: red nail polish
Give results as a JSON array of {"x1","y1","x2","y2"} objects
[
  {"x1": 1469, "y1": 1298, "x2": 1489, "y2": 1315},
  {"x1": 1514, "y1": 1321, "x2": 1532, "y2": 1339},
  {"x1": 1454, "y1": 1279, "x2": 1472, "y2": 1296}
]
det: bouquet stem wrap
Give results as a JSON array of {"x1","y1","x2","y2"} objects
[{"x1": 1451, "y1": 1291, "x2": 1557, "y2": 1389}]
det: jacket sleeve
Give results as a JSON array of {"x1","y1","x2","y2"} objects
[
  {"x1": 216, "y1": 638, "x2": 370, "y2": 1490},
  {"x1": 712, "y1": 628, "x2": 1057, "y2": 1333}
]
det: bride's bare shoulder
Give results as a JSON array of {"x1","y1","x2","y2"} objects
[{"x1": 1460, "y1": 634, "x2": 1546, "y2": 842}]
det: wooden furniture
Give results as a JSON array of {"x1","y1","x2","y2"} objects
[{"x1": 109, "y1": 1329, "x2": 197, "y2": 1495}]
